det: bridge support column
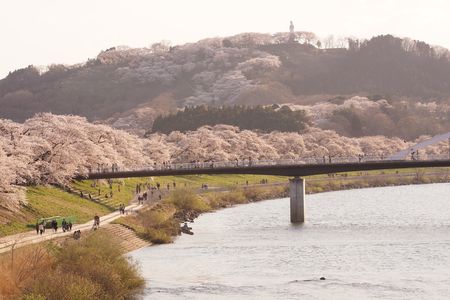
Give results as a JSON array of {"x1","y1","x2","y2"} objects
[{"x1": 290, "y1": 177, "x2": 305, "y2": 223}]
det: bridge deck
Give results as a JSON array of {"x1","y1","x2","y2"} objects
[{"x1": 84, "y1": 159, "x2": 450, "y2": 180}]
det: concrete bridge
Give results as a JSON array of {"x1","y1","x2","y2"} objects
[{"x1": 84, "y1": 156, "x2": 450, "y2": 223}]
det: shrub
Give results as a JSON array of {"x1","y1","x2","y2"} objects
[
  {"x1": 23, "y1": 272, "x2": 103, "y2": 300},
  {"x1": 168, "y1": 189, "x2": 210, "y2": 212},
  {"x1": 204, "y1": 190, "x2": 248, "y2": 208},
  {"x1": 54, "y1": 232, "x2": 144, "y2": 299},
  {"x1": 0, "y1": 232, "x2": 144, "y2": 299},
  {"x1": 0, "y1": 245, "x2": 52, "y2": 299},
  {"x1": 140, "y1": 228, "x2": 174, "y2": 244},
  {"x1": 219, "y1": 190, "x2": 247, "y2": 205},
  {"x1": 131, "y1": 204, "x2": 180, "y2": 244}
]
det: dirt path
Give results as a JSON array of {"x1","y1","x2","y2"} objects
[{"x1": 0, "y1": 202, "x2": 143, "y2": 254}]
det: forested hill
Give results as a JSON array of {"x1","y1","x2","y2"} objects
[
  {"x1": 1, "y1": 33, "x2": 450, "y2": 122},
  {"x1": 150, "y1": 105, "x2": 310, "y2": 134}
]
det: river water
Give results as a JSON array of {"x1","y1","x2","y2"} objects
[{"x1": 130, "y1": 183, "x2": 450, "y2": 299}]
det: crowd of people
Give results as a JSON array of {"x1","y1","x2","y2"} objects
[{"x1": 35, "y1": 218, "x2": 73, "y2": 235}]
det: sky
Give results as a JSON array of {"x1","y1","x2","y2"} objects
[{"x1": 1, "y1": 0, "x2": 449, "y2": 78}]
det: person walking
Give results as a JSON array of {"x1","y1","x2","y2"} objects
[
  {"x1": 35, "y1": 222, "x2": 39, "y2": 235},
  {"x1": 38, "y1": 223, "x2": 44, "y2": 235},
  {"x1": 93, "y1": 214, "x2": 100, "y2": 230},
  {"x1": 62, "y1": 219, "x2": 67, "y2": 232},
  {"x1": 53, "y1": 220, "x2": 58, "y2": 233}
]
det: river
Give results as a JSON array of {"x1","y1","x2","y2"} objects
[{"x1": 130, "y1": 183, "x2": 450, "y2": 299}]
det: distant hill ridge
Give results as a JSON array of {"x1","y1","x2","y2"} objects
[{"x1": 1, "y1": 33, "x2": 450, "y2": 123}]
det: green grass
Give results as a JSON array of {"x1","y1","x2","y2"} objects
[
  {"x1": 305, "y1": 167, "x2": 450, "y2": 179},
  {"x1": 71, "y1": 174, "x2": 287, "y2": 204},
  {"x1": 148, "y1": 174, "x2": 287, "y2": 188},
  {"x1": 71, "y1": 178, "x2": 143, "y2": 208},
  {"x1": 0, "y1": 186, "x2": 111, "y2": 236}
]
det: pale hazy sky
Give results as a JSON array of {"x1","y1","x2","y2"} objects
[{"x1": 1, "y1": 0, "x2": 449, "y2": 79}]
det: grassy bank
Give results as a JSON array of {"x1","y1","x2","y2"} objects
[
  {"x1": 305, "y1": 170, "x2": 450, "y2": 193},
  {"x1": 0, "y1": 187, "x2": 111, "y2": 237},
  {"x1": 115, "y1": 185, "x2": 288, "y2": 244},
  {"x1": 0, "y1": 231, "x2": 144, "y2": 299}
]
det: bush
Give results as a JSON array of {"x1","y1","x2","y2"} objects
[
  {"x1": 0, "y1": 245, "x2": 52, "y2": 299},
  {"x1": 243, "y1": 186, "x2": 287, "y2": 201},
  {"x1": 0, "y1": 232, "x2": 144, "y2": 299},
  {"x1": 129, "y1": 204, "x2": 180, "y2": 244},
  {"x1": 23, "y1": 272, "x2": 103, "y2": 300},
  {"x1": 219, "y1": 190, "x2": 247, "y2": 205},
  {"x1": 140, "y1": 228, "x2": 174, "y2": 244},
  {"x1": 168, "y1": 189, "x2": 210, "y2": 212},
  {"x1": 54, "y1": 232, "x2": 144, "y2": 299},
  {"x1": 204, "y1": 190, "x2": 248, "y2": 209}
]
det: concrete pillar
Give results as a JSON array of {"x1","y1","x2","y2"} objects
[{"x1": 290, "y1": 177, "x2": 305, "y2": 223}]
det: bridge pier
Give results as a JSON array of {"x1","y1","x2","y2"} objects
[{"x1": 290, "y1": 177, "x2": 305, "y2": 223}]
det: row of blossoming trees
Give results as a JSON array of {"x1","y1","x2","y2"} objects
[{"x1": 2, "y1": 113, "x2": 449, "y2": 210}]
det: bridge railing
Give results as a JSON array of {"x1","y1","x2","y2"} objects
[{"x1": 89, "y1": 154, "x2": 449, "y2": 175}]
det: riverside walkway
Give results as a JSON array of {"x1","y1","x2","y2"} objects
[{"x1": 0, "y1": 202, "x2": 143, "y2": 254}]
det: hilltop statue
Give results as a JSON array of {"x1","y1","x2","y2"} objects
[{"x1": 289, "y1": 21, "x2": 296, "y2": 43}]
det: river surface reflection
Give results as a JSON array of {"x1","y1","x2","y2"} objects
[{"x1": 130, "y1": 183, "x2": 450, "y2": 299}]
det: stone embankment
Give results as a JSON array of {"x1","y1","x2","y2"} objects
[{"x1": 101, "y1": 224, "x2": 150, "y2": 252}]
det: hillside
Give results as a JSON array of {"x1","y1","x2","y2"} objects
[{"x1": 1, "y1": 33, "x2": 450, "y2": 126}]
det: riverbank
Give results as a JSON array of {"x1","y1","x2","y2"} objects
[
  {"x1": 0, "y1": 231, "x2": 145, "y2": 299},
  {"x1": 115, "y1": 169, "x2": 450, "y2": 245}
]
